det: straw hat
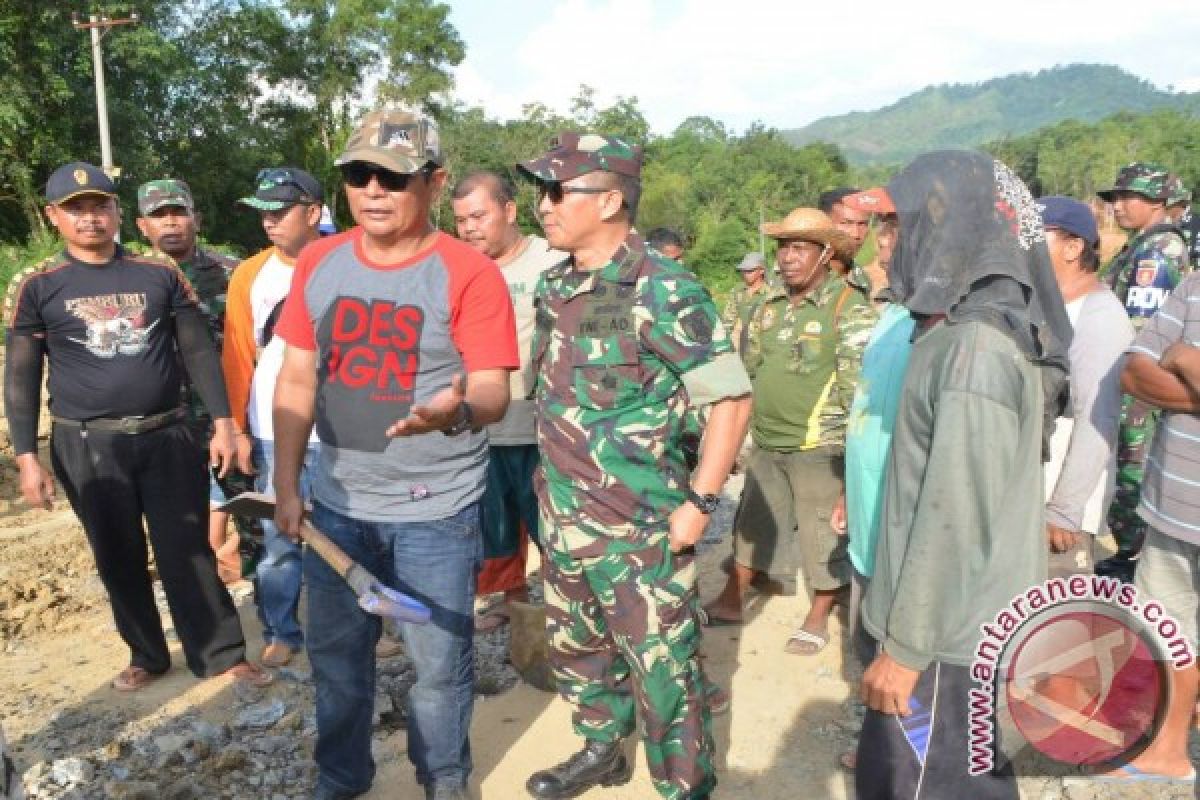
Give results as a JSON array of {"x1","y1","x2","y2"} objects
[{"x1": 760, "y1": 207, "x2": 858, "y2": 264}]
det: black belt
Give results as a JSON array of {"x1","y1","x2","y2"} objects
[{"x1": 53, "y1": 408, "x2": 185, "y2": 434}]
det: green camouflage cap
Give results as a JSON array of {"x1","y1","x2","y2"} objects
[
  {"x1": 1097, "y1": 161, "x2": 1172, "y2": 202},
  {"x1": 334, "y1": 109, "x2": 441, "y2": 174},
  {"x1": 1165, "y1": 174, "x2": 1191, "y2": 207},
  {"x1": 137, "y1": 179, "x2": 193, "y2": 215},
  {"x1": 517, "y1": 132, "x2": 644, "y2": 183}
]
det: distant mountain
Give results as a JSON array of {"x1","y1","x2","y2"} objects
[{"x1": 783, "y1": 64, "x2": 1200, "y2": 165}]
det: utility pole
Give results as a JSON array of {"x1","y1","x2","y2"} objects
[{"x1": 71, "y1": 10, "x2": 140, "y2": 179}]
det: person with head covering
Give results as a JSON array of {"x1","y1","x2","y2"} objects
[
  {"x1": 1037, "y1": 197, "x2": 1133, "y2": 578},
  {"x1": 857, "y1": 151, "x2": 1071, "y2": 799},
  {"x1": 703, "y1": 208, "x2": 876, "y2": 659},
  {"x1": 1095, "y1": 162, "x2": 1191, "y2": 581},
  {"x1": 720, "y1": 251, "x2": 768, "y2": 356},
  {"x1": 517, "y1": 131, "x2": 751, "y2": 800}
]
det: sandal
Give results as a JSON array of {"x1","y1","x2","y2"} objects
[
  {"x1": 221, "y1": 661, "x2": 274, "y2": 687},
  {"x1": 698, "y1": 606, "x2": 743, "y2": 628},
  {"x1": 784, "y1": 628, "x2": 828, "y2": 656},
  {"x1": 112, "y1": 666, "x2": 164, "y2": 692}
]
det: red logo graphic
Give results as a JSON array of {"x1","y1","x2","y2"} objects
[
  {"x1": 326, "y1": 299, "x2": 423, "y2": 395},
  {"x1": 1135, "y1": 264, "x2": 1159, "y2": 287},
  {"x1": 1003, "y1": 607, "x2": 1167, "y2": 766}
]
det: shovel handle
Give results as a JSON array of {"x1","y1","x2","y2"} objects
[{"x1": 297, "y1": 520, "x2": 357, "y2": 578}]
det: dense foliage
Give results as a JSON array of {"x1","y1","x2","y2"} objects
[{"x1": 2, "y1": 7, "x2": 1198, "y2": 301}]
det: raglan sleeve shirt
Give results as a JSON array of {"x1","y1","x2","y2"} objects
[
  {"x1": 221, "y1": 249, "x2": 272, "y2": 433},
  {"x1": 275, "y1": 233, "x2": 519, "y2": 372}
]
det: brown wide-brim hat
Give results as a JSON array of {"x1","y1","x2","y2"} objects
[{"x1": 761, "y1": 207, "x2": 858, "y2": 264}]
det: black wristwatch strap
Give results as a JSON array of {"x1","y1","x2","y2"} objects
[
  {"x1": 686, "y1": 487, "x2": 720, "y2": 514},
  {"x1": 444, "y1": 401, "x2": 475, "y2": 436}
]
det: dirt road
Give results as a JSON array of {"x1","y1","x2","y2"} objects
[{"x1": 1, "y1": 466, "x2": 1196, "y2": 798}]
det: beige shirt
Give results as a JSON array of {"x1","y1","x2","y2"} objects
[{"x1": 488, "y1": 235, "x2": 565, "y2": 445}]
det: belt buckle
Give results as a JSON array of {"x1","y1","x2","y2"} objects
[{"x1": 121, "y1": 417, "x2": 143, "y2": 434}]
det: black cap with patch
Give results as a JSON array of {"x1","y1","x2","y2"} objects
[{"x1": 45, "y1": 162, "x2": 116, "y2": 205}]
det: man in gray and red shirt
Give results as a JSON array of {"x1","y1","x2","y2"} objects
[{"x1": 273, "y1": 110, "x2": 517, "y2": 800}]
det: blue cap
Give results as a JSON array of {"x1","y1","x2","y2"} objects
[
  {"x1": 1037, "y1": 196, "x2": 1098, "y2": 247},
  {"x1": 45, "y1": 162, "x2": 116, "y2": 205}
]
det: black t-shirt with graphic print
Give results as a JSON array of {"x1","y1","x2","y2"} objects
[{"x1": 5, "y1": 247, "x2": 200, "y2": 420}]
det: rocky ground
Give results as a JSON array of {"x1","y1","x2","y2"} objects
[{"x1": 1, "y1": 407, "x2": 1198, "y2": 797}]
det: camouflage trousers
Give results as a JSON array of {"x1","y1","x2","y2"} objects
[
  {"x1": 543, "y1": 533, "x2": 715, "y2": 800},
  {"x1": 1105, "y1": 395, "x2": 1157, "y2": 555}
]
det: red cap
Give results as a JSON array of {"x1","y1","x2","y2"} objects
[{"x1": 842, "y1": 187, "x2": 895, "y2": 214}]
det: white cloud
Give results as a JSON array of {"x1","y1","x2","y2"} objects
[{"x1": 449, "y1": 0, "x2": 1200, "y2": 133}]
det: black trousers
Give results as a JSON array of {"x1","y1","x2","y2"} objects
[
  {"x1": 50, "y1": 420, "x2": 247, "y2": 677},
  {"x1": 856, "y1": 655, "x2": 1018, "y2": 800}
]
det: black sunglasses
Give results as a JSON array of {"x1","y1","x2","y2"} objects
[
  {"x1": 537, "y1": 181, "x2": 614, "y2": 204},
  {"x1": 340, "y1": 161, "x2": 433, "y2": 191}
]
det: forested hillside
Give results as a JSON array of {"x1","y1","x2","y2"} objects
[{"x1": 784, "y1": 64, "x2": 1200, "y2": 165}]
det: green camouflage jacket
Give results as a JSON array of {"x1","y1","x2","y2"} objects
[
  {"x1": 1106, "y1": 226, "x2": 1190, "y2": 328},
  {"x1": 531, "y1": 232, "x2": 750, "y2": 557},
  {"x1": 720, "y1": 282, "x2": 769, "y2": 354},
  {"x1": 743, "y1": 270, "x2": 875, "y2": 451},
  {"x1": 155, "y1": 247, "x2": 236, "y2": 423}
]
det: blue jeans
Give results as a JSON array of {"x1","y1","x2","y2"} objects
[
  {"x1": 253, "y1": 438, "x2": 318, "y2": 649},
  {"x1": 306, "y1": 500, "x2": 482, "y2": 795}
]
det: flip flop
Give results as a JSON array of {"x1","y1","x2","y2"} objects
[
  {"x1": 112, "y1": 666, "x2": 164, "y2": 692},
  {"x1": 1068, "y1": 764, "x2": 1197, "y2": 785},
  {"x1": 784, "y1": 628, "x2": 828, "y2": 656},
  {"x1": 698, "y1": 607, "x2": 743, "y2": 628},
  {"x1": 221, "y1": 661, "x2": 274, "y2": 687}
]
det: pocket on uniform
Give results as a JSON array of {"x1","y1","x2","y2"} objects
[
  {"x1": 571, "y1": 335, "x2": 642, "y2": 410},
  {"x1": 791, "y1": 335, "x2": 824, "y2": 374}
]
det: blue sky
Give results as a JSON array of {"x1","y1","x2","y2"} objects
[{"x1": 445, "y1": 0, "x2": 1200, "y2": 134}]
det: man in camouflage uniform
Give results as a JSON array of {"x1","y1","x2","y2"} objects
[
  {"x1": 704, "y1": 208, "x2": 875, "y2": 658},
  {"x1": 1165, "y1": 174, "x2": 1200, "y2": 268},
  {"x1": 1096, "y1": 163, "x2": 1191, "y2": 581},
  {"x1": 720, "y1": 251, "x2": 767, "y2": 356},
  {"x1": 519, "y1": 133, "x2": 752, "y2": 800},
  {"x1": 136, "y1": 179, "x2": 244, "y2": 580}
]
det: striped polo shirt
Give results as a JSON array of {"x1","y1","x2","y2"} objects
[{"x1": 1129, "y1": 271, "x2": 1200, "y2": 544}]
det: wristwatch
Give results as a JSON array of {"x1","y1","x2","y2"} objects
[
  {"x1": 444, "y1": 401, "x2": 475, "y2": 436},
  {"x1": 686, "y1": 487, "x2": 720, "y2": 514}
]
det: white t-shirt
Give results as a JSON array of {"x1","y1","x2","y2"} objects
[
  {"x1": 247, "y1": 252, "x2": 317, "y2": 443},
  {"x1": 1044, "y1": 289, "x2": 1133, "y2": 533},
  {"x1": 488, "y1": 236, "x2": 564, "y2": 445}
]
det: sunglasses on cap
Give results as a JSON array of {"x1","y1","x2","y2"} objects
[
  {"x1": 340, "y1": 161, "x2": 434, "y2": 192},
  {"x1": 256, "y1": 167, "x2": 305, "y2": 190},
  {"x1": 536, "y1": 181, "x2": 614, "y2": 205}
]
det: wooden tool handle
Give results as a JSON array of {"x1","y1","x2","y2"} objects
[{"x1": 298, "y1": 520, "x2": 357, "y2": 578}]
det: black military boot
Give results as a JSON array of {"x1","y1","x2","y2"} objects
[{"x1": 525, "y1": 739, "x2": 632, "y2": 798}]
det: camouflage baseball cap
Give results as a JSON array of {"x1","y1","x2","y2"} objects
[
  {"x1": 334, "y1": 109, "x2": 442, "y2": 174},
  {"x1": 1165, "y1": 174, "x2": 1192, "y2": 207},
  {"x1": 1097, "y1": 161, "x2": 1172, "y2": 202},
  {"x1": 516, "y1": 132, "x2": 644, "y2": 183},
  {"x1": 137, "y1": 179, "x2": 194, "y2": 215}
]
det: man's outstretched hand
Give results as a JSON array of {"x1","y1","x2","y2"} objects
[{"x1": 386, "y1": 374, "x2": 467, "y2": 437}]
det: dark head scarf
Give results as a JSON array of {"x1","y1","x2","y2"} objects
[{"x1": 884, "y1": 150, "x2": 1072, "y2": 455}]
